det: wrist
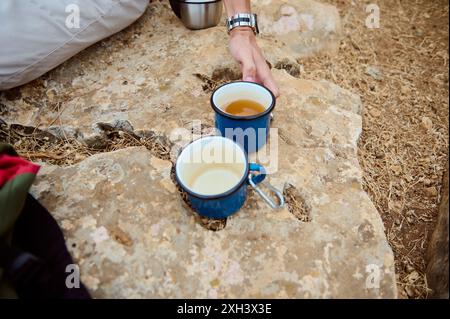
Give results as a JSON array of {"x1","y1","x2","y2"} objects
[
  {"x1": 229, "y1": 26, "x2": 254, "y2": 36},
  {"x1": 226, "y1": 13, "x2": 259, "y2": 35}
]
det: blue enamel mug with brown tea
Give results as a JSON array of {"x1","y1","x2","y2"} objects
[
  {"x1": 175, "y1": 136, "x2": 284, "y2": 218},
  {"x1": 211, "y1": 81, "x2": 275, "y2": 154}
]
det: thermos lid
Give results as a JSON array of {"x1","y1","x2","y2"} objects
[{"x1": 169, "y1": 0, "x2": 222, "y2": 19}]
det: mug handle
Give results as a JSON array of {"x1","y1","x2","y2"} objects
[{"x1": 248, "y1": 163, "x2": 285, "y2": 209}]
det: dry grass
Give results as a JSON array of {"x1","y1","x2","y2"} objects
[
  {"x1": 299, "y1": 0, "x2": 449, "y2": 298},
  {"x1": 284, "y1": 184, "x2": 312, "y2": 222},
  {"x1": 0, "y1": 121, "x2": 172, "y2": 165}
]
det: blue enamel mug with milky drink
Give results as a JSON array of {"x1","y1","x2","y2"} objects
[
  {"x1": 175, "y1": 136, "x2": 284, "y2": 218},
  {"x1": 211, "y1": 81, "x2": 275, "y2": 154}
]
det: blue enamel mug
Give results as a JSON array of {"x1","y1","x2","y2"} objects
[
  {"x1": 175, "y1": 136, "x2": 284, "y2": 218},
  {"x1": 211, "y1": 81, "x2": 275, "y2": 154}
]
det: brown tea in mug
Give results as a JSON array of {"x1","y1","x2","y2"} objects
[{"x1": 224, "y1": 99, "x2": 265, "y2": 116}]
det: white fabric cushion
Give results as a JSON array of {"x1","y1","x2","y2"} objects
[{"x1": 0, "y1": 0, "x2": 148, "y2": 90}]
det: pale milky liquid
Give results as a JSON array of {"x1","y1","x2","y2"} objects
[{"x1": 187, "y1": 163, "x2": 244, "y2": 195}]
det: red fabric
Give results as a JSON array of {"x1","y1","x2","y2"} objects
[{"x1": 0, "y1": 154, "x2": 40, "y2": 187}]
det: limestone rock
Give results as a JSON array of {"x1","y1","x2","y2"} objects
[
  {"x1": 365, "y1": 66, "x2": 383, "y2": 81},
  {"x1": 30, "y1": 70, "x2": 396, "y2": 297},
  {"x1": 32, "y1": 144, "x2": 395, "y2": 297}
]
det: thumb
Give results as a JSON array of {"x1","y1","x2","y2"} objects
[{"x1": 241, "y1": 56, "x2": 257, "y2": 82}]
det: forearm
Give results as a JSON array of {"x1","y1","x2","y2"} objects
[{"x1": 223, "y1": 0, "x2": 251, "y2": 17}]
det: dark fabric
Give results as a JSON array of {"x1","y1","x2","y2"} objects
[
  {"x1": 0, "y1": 143, "x2": 90, "y2": 299},
  {"x1": 0, "y1": 142, "x2": 40, "y2": 237},
  {"x1": 0, "y1": 143, "x2": 41, "y2": 298},
  {"x1": 8, "y1": 194, "x2": 91, "y2": 299},
  {"x1": 169, "y1": 0, "x2": 181, "y2": 18}
]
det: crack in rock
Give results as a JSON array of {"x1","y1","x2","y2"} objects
[
  {"x1": 284, "y1": 184, "x2": 312, "y2": 222},
  {"x1": 194, "y1": 67, "x2": 241, "y2": 93},
  {"x1": 274, "y1": 59, "x2": 302, "y2": 78},
  {"x1": 0, "y1": 120, "x2": 172, "y2": 164}
]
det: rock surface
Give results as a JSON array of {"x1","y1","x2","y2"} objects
[
  {"x1": 254, "y1": 0, "x2": 341, "y2": 56},
  {"x1": 2, "y1": 0, "x2": 396, "y2": 298},
  {"x1": 28, "y1": 71, "x2": 397, "y2": 298},
  {"x1": 31, "y1": 132, "x2": 396, "y2": 298},
  {"x1": 426, "y1": 166, "x2": 449, "y2": 299}
]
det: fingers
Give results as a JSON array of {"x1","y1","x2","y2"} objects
[
  {"x1": 240, "y1": 55, "x2": 257, "y2": 82},
  {"x1": 252, "y1": 49, "x2": 280, "y2": 98},
  {"x1": 231, "y1": 35, "x2": 280, "y2": 98},
  {"x1": 263, "y1": 75, "x2": 280, "y2": 98}
]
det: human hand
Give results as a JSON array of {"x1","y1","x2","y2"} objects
[{"x1": 229, "y1": 27, "x2": 280, "y2": 98}]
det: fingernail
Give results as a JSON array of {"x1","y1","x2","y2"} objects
[{"x1": 244, "y1": 76, "x2": 255, "y2": 82}]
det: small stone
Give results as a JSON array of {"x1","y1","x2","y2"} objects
[
  {"x1": 391, "y1": 165, "x2": 402, "y2": 175},
  {"x1": 82, "y1": 134, "x2": 109, "y2": 150},
  {"x1": 400, "y1": 85, "x2": 410, "y2": 95},
  {"x1": 405, "y1": 285, "x2": 416, "y2": 298},
  {"x1": 45, "y1": 88, "x2": 58, "y2": 102},
  {"x1": 135, "y1": 77, "x2": 146, "y2": 86},
  {"x1": 369, "y1": 108, "x2": 381, "y2": 117},
  {"x1": 47, "y1": 125, "x2": 83, "y2": 140},
  {"x1": 365, "y1": 66, "x2": 383, "y2": 81},
  {"x1": 423, "y1": 178, "x2": 434, "y2": 186},
  {"x1": 414, "y1": 29, "x2": 424, "y2": 37},
  {"x1": 424, "y1": 187, "x2": 438, "y2": 197},
  {"x1": 375, "y1": 152, "x2": 385, "y2": 159},
  {"x1": 112, "y1": 119, "x2": 134, "y2": 132},
  {"x1": 421, "y1": 117, "x2": 433, "y2": 130}
]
